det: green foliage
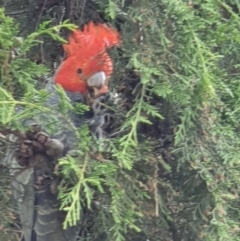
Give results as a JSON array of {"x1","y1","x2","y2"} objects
[
  {"x1": 0, "y1": 9, "x2": 84, "y2": 237},
  {"x1": 2, "y1": 1, "x2": 240, "y2": 241},
  {"x1": 93, "y1": 0, "x2": 240, "y2": 241},
  {"x1": 0, "y1": 7, "x2": 79, "y2": 130},
  {"x1": 114, "y1": 0, "x2": 240, "y2": 240},
  {"x1": 0, "y1": 6, "x2": 152, "y2": 241},
  {"x1": 0, "y1": 7, "x2": 76, "y2": 97}
]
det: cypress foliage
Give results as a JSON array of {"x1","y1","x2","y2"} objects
[{"x1": 1, "y1": 1, "x2": 240, "y2": 241}]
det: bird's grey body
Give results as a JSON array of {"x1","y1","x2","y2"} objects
[
  {"x1": 4, "y1": 134, "x2": 35, "y2": 241},
  {"x1": 3, "y1": 78, "x2": 86, "y2": 241}
]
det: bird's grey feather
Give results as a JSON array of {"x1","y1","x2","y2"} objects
[
  {"x1": 4, "y1": 77, "x2": 86, "y2": 241},
  {"x1": 4, "y1": 135, "x2": 35, "y2": 241}
]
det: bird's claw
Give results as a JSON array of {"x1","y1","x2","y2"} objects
[
  {"x1": 95, "y1": 91, "x2": 110, "y2": 101},
  {"x1": 88, "y1": 91, "x2": 115, "y2": 140}
]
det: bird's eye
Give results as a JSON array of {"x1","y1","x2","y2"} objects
[{"x1": 77, "y1": 68, "x2": 82, "y2": 74}]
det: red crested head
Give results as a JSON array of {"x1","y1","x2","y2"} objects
[{"x1": 54, "y1": 21, "x2": 120, "y2": 94}]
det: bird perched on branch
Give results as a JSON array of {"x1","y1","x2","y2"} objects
[
  {"x1": 3, "y1": 83, "x2": 85, "y2": 241},
  {"x1": 3, "y1": 75, "x2": 114, "y2": 241},
  {"x1": 3, "y1": 21, "x2": 120, "y2": 241},
  {"x1": 54, "y1": 21, "x2": 120, "y2": 102}
]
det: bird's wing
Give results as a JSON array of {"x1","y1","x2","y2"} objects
[
  {"x1": 4, "y1": 135, "x2": 35, "y2": 241},
  {"x1": 4, "y1": 78, "x2": 86, "y2": 241}
]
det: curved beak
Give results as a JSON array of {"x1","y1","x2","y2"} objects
[
  {"x1": 87, "y1": 71, "x2": 109, "y2": 97},
  {"x1": 87, "y1": 71, "x2": 106, "y2": 88}
]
